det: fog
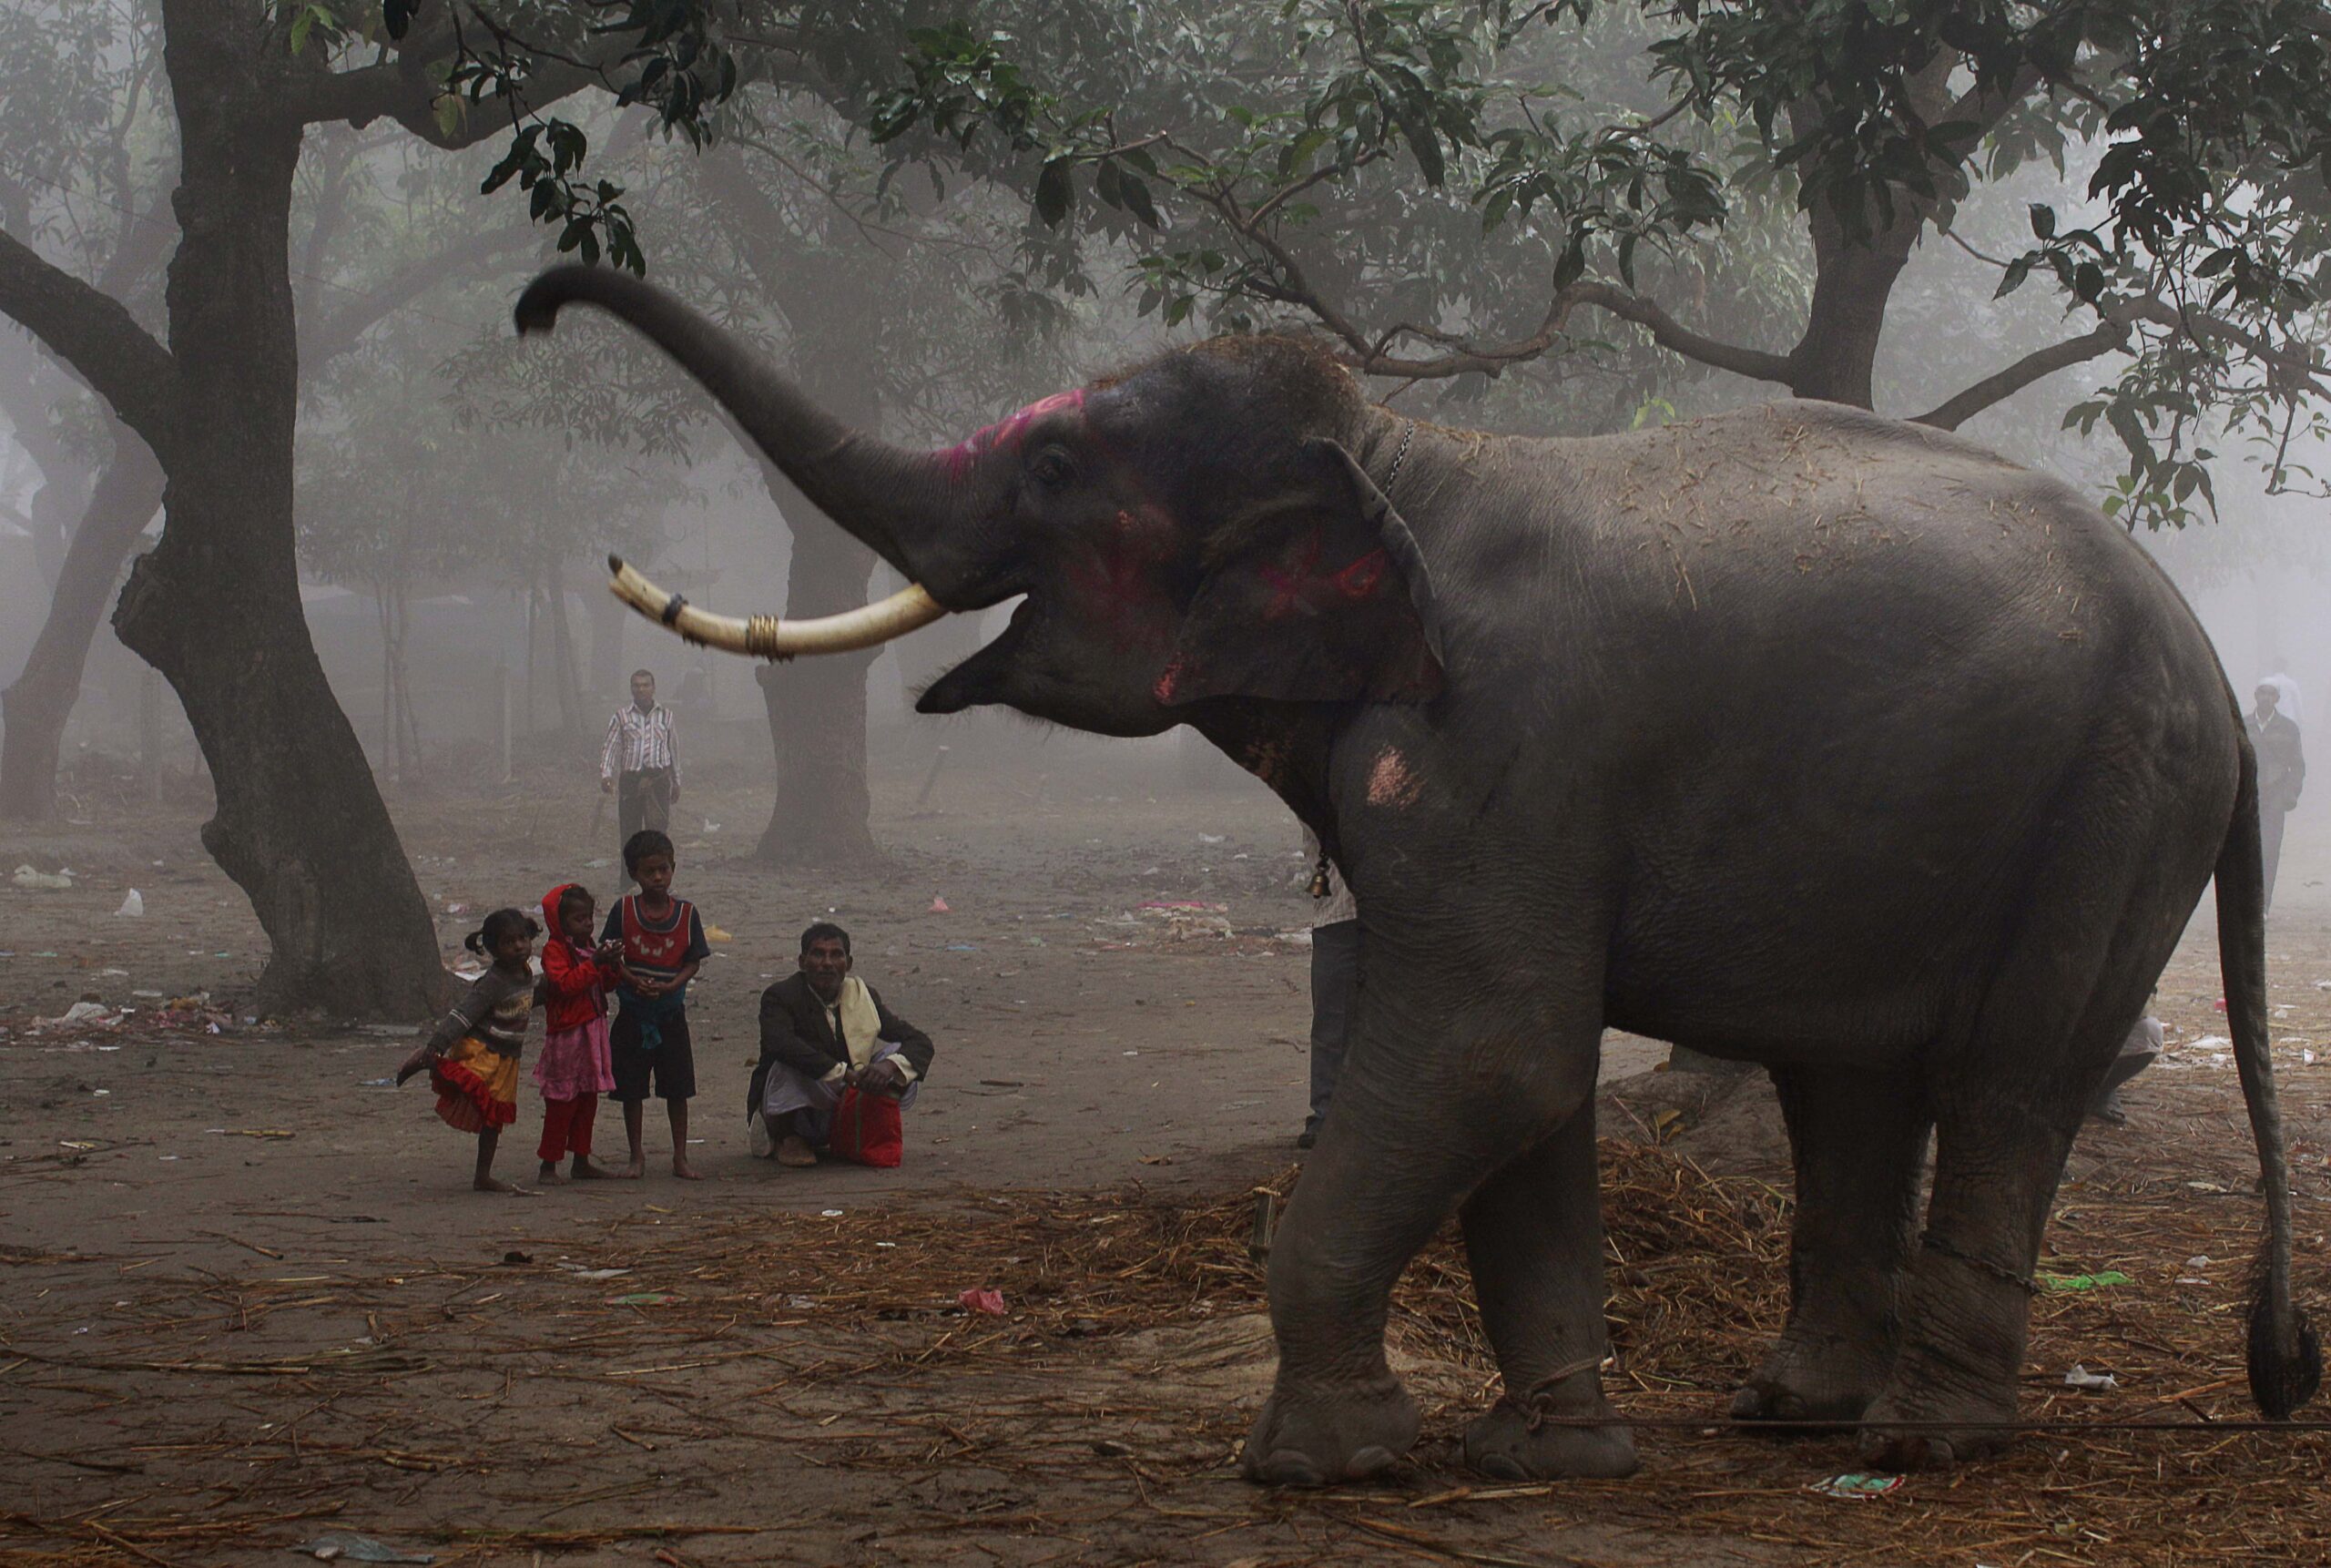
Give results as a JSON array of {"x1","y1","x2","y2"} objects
[{"x1": 0, "y1": 36, "x2": 2324, "y2": 915}]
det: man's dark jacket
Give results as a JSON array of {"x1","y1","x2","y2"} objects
[{"x1": 748, "y1": 972, "x2": 935, "y2": 1115}]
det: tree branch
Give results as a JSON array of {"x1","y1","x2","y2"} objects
[
  {"x1": 0, "y1": 226, "x2": 176, "y2": 461},
  {"x1": 295, "y1": 51, "x2": 613, "y2": 146},
  {"x1": 300, "y1": 222, "x2": 538, "y2": 363},
  {"x1": 1910, "y1": 317, "x2": 2133, "y2": 430},
  {"x1": 1564, "y1": 281, "x2": 1797, "y2": 385}
]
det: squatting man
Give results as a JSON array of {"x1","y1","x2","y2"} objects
[{"x1": 747, "y1": 923, "x2": 936, "y2": 1166}]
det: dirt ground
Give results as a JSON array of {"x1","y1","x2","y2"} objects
[{"x1": 3, "y1": 747, "x2": 2327, "y2": 1566}]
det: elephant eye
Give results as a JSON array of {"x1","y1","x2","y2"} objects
[{"x1": 1030, "y1": 448, "x2": 1075, "y2": 490}]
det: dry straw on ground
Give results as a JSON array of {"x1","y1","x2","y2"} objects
[{"x1": 7, "y1": 1099, "x2": 2327, "y2": 1568}]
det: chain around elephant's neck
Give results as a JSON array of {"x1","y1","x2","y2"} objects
[{"x1": 1381, "y1": 420, "x2": 1415, "y2": 496}]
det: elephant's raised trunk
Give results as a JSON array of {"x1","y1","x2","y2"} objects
[{"x1": 514, "y1": 265, "x2": 974, "y2": 614}]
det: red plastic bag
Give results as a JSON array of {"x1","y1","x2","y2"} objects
[{"x1": 830, "y1": 1085, "x2": 902, "y2": 1167}]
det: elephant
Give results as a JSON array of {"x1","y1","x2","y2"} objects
[{"x1": 513, "y1": 264, "x2": 2318, "y2": 1484}]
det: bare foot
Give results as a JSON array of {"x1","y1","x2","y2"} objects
[
  {"x1": 474, "y1": 1176, "x2": 538, "y2": 1196},
  {"x1": 776, "y1": 1135, "x2": 817, "y2": 1168},
  {"x1": 672, "y1": 1157, "x2": 704, "y2": 1181},
  {"x1": 536, "y1": 1163, "x2": 566, "y2": 1185},
  {"x1": 569, "y1": 1159, "x2": 611, "y2": 1180},
  {"x1": 618, "y1": 1157, "x2": 646, "y2": 1179},
  {"x1": 394, "y1": 1046, "x2": 434, "y2": 1087}
]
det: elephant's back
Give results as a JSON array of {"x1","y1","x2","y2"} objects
[{"x1": 1412, "y1": 403, "x2": 2240, "y2": 1050}]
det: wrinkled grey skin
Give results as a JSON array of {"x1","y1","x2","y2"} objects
[{"x1": 513, "y1": 266, "x2": 2316, "y2": 1483}]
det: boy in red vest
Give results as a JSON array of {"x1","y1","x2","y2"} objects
[{"x1": 602, "y1": 830, "x2": 711, "y2": 1179}]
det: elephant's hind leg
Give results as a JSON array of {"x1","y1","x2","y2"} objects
[
  {"x1": 1460, "y1": 1102, "x2": 1638, "y2": 1479},
  {"x1": 1733, "y1": 1065, "x2": 1929, "y2": 1429}
]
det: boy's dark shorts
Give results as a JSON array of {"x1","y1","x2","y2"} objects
[{"x1": 609, "y1": 1011, "x2": 696, "y2": 1103}]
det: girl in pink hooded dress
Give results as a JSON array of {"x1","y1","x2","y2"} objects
[{"x1": 535, "y1": 882, "x2": 622, "y2": 1182}]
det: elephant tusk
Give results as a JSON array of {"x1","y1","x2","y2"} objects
[{"x1": 605, "y1": 555, "x2": 949, "y2": 660}]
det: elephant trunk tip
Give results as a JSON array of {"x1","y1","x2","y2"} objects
[
  {"x1": 513, "y1": 264, "x2": 601, "y2": 337},
  {"x1": 606, "y1": 552, "x2": 626, "y2": 575}
]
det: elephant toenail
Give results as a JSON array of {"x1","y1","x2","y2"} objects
[
  {"x1": 1345, "y1": 1445, "x2": 1396, "y2": 1478},
  {"x1": 1259, "y1": 1451, "x2": 1326, "y2": 1487}
]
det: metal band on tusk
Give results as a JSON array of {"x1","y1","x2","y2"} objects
[{"x1": 605, "y1": 554, "x2": 949, "y2": 661}]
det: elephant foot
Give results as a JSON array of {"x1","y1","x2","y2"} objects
[
  {"x1": 1853, "y1": 1386, "x2": 2019, "y2": 1471},
  {"x1": 1239, "y1": 1377, "x2": 1420, "y2": 1487},
  {"x1": 1729, "y1": 1342, "x2": 1890, "y2": 1431},
  {"x1": 1462, "y1": 1401, "x2": 1639, "y2": 1480}
]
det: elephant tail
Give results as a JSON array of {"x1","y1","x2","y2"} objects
[{"x1": 2217, "y1": 718, "x2": 2321, "y2": 1419}]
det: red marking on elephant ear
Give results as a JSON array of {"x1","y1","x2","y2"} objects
[{"x1": 1332, "y1": 549, "x2": 1389, "y2": 599}]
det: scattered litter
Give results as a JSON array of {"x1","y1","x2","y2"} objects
[
  {"x1": 39, "y1": 1002, "x2": 121, "y2": 1029},
  {"x1": 12, "y1": 864, "x2": 73, "y2": 890},
  {"x1": 608, "y1": 1291, "x2": 678, "y2": 1307},
  {"x1": 702, "y1": 818, "x2": 720, "y2": 832},
  {"x1": 1197, "y1": 833, "x2": 1226, "y2": 844},
  {"x1": 1810, "y1": 1473, "x2": 1905, "y2": 1499},
  {"x1": 2186, "y1": 1255, "x2": 2210, "y2": 1269},
  {"x1": 212, "y1": 1128, "x2": 295, "y2": 1140},
  {"x1": 443, "y1": 901, "x2": 468, "y2": 915},
  {"x1": 929, "y1": 896, "x2": 951, "y2": 912},
  {"x1": 2187, "y1": 1034, "x2": 2230, "y2": 1051},
  {"x1": 292, "y1": 1531, "x2": 435, "y2": 1563},
  {"x1": 563, "y1": 1267, "x2": 631, "y2": 1281},
  {"x1": 2039, "y1": 1270, "x2": 2133, "y2": 1293},
  {"x1": 100, "y1": 967, "x2": 129, "y2": 976},
  {"x1": 784, "y1": 1295, "x2": 818, "y2": 1309},
  {"x1": 704, "y1": 925, "x2": 734, "y2": 942},
  {"x1": 584, "y1": 858, "x2": 610, "y2": 868},
  {"x1": 942, "y1": 942, "x2": 980, "y2": 952},
  {"x1": 957, "y1": 1287, "x2": 1007, "y2": 1316},
  {"x1": 819, "y1": 1209, "x2": 844, "y2": 1218},
  {"x1": 114, "y1": 888, "x2": 144, "y2": 916},
  {"x1": 2062, "y1": 1364, "x2": 2119, "y2": 1391},
  {"x1": 359, "y1": 1077, "x2": 396, "y2": 1088}
]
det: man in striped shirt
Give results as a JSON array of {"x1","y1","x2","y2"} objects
[{"x1": 602, "y1": 669, "x2": 679, "y2": 860}]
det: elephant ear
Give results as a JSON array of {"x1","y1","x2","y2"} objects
[{"x1": 1155, "y1": 438, "x2": 1444, "y2": 708}]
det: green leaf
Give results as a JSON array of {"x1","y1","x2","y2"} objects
[
  {"x1": 2028, "y1": 202, "x2": 2056, "y2": 240},
  {"x1": 1033, "y1": 157, "x2": 1074, "y2": 228}
]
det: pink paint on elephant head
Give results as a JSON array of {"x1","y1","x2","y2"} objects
[
  {"x1": 932, "y1": 388, "x2": 1088, "y2": 483},
  {"x1": 1366, "y1": 747, "x2": 1423, "y2": 809}
]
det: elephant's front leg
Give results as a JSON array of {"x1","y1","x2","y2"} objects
[
  {"x1": 1460, "y1": 1101, "x2": 1639, "y2": 1478},
  {"x1": 1241, "y1": 961, "x2": 1601, "y2": 1486}
]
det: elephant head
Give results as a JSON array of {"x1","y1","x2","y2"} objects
[{"x1": 514, "y1": 267, "x2": 1443, "y2": 740}]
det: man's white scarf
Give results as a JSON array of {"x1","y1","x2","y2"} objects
[{"x1": 833, "y1": 976, "x2": 883, "y2": 1069}]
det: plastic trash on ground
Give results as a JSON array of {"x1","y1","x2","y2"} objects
[
  {"x1": 115, "y1": 889, "x2": 143, "y2": 917},
  {"x1": 958, "y1": 1287, "x2": 1008, "y2": 1316},
  {"x1": 13, "y1": 864, "x2": 73, "y2": 890},
  {"x1": 2039, "y1": 1270, "x2": 2133, "y2": 1293},
  {"x1": 1809, "y1": 1473, "x2": 1905, "y2": 1499},
  {"x1": 929, "y1": 895, "x2": 951, "y2": 912},
  {"x1": 2062, "y1": 1363, "x2": 2119, "y2": 1391},
  {"x1": 294, "y1": 1532, "x2": 435, "y2": 1563}
]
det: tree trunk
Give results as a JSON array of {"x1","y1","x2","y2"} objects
[
  {"x1": 1786, "y1": 197, "x2": 1919, "y2": 409},
  {"x1": 110, "y1": 15, "x2": 444, "y2": 1018},
  {"x1": 748, "y1": 251, "x2": 888, "y2": 869},
  {"x1": 750, "y1": 495, "x2": 880, "y2": 867},
  {"x1": 0, "y1": 431, "x2": 164, "y2": 820},
  {"x1": 546, "y1": 554, "x2": 585, "y2": 738}
]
